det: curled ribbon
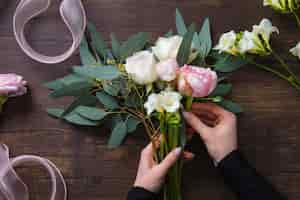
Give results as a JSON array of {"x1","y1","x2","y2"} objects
[
  {"x1": 13, "y1": 0, "x2": 86, "y2": 64},
  {"x1": 0, "y1": 144, "x2": 67, "y2": 200}
]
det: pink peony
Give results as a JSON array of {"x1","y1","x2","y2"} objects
[
  {"x1": 156, "y1": 58, "x2": 179, "y2": 82},
  {"x1": 0, "y1": 74, "x2": 27, "y2": 97},
  {"x1": 177, "y1": 65, "x2": 217, "y2": 97}
]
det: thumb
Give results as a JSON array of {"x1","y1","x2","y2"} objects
[{"x1": 156, "y1": 147, "x2": 182, "y2": 177}]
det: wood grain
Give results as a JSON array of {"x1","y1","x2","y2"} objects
[{"x1": 0, "y1": 0, "x2": 300, "y2": 199}]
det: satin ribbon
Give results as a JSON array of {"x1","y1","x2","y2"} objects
[
  {"x1": 13, "y1": 0, "x2": 86, "y2": 64},
  {"x1": 0, "y1": 144, "x2": 67, "y2": 200}
]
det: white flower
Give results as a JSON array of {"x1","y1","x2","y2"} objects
[
  {"x1": 263, "y1": 0, "x2": 281, "y2": 7},
  {"x1": 144, "y1": 91, "x2": 182, "y2": 115},
  {"x1": 290, "y1": 42, "x2": 300, "y2": 59},
  {"x1": 152, "y1": 35, "x2": 183, "y2": 61},
  {"x1": 155, "y1": 58, "x2": 179, "y2": 82},
  {"x1": 252, "y1": 18, "x2": 279, "y2": 42},
  {"x1": 238, "y1": 31, "x2": 256, "y2": 54},
  {"x1": 213, "y1": 31, "x2": 237, "y2": 54},
  {"x1": 125, "y1": 51, "x2": 158, "y2": 85},
  {"x1": 159, "y1": 91, "x2": 182, "y2": 113}
]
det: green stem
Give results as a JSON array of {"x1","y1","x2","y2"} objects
[
  {"x1": 272, "y1": 50, "x2": 297, "y2": 79},
  {"x1": 185, "y1": 96, "x2": 193, "y2": 110},
  {"x1": 292, "y1": 11, "x2": 300, "y2": 27}
]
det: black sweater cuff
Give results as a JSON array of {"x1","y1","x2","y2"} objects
[
  {"x1": 127, "y1": 187, "x2": 158, "y2": 200},
  {"x1": 217, "y1": 150, "x2": 286, "y2": 200}
]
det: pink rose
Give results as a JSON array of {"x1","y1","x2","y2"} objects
[
  {"x1": 177, "y1": 65, "x2": 217, "y2": 97},
  {"x1": 0, "y1": 74, "x2": 27, "y2": 97},
  {"x1": 156, "y1": 58, "x2": 179, "y2": 82}
]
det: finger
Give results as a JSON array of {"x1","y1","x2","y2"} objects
[
  {"x1": 183, "y1": 151, "x2": 195, "y2": 161},
  {"x1": 183, "y1": 112, "x2": 211, "y2": 140},
  {"x1": 155, "y1": 147, "x2": 182, "y2": 176},
  {"x1": 140, "y1": 143, "x2": 156, "y2": 168},
  {"x1": 191, "y1": 103, "x2": 227, "y2": 117}
]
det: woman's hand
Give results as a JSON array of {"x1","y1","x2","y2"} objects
[{"x1": 183, "y1": 103, "x2": 238, "y2": 164}]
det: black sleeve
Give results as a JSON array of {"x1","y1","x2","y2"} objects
[
  {"x1": 127, "y1": 187, "x2": 159, "y2": 200},
  {"x1": 217, "y1": 150, "x2": 287, "y2": 200}
]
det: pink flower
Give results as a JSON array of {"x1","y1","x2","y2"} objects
[
  {"x1": 177, "y1": 65, "x2": 217, "y2": 97},
  {"x1": 156, "y1": 58, "x2": 179, "y2": 82},
  {"x1": 0, "y1": 74, "x2": 27, "y2": 97}
]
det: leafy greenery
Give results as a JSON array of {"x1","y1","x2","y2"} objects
[
  {"x1": 212, "y1": 52, "x2": 248, "y2": 72},
  {"x1": 177, "y1": 24, "x2": 196, "y2": 66}
]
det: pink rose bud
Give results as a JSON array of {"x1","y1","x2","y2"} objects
[
  {"x1": 0, "y1": 74, "x2": 27, "y2": 97},
  {"x1": 156, "y1": 58, "x2": 179, "y2": 82},
  {"x1": 177, "y1": 65, "x2": 217, "y2": 97}
]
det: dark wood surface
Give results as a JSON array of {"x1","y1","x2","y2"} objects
[{"x1": 0, "y1": 0, "x2": 300, "y2": 199}]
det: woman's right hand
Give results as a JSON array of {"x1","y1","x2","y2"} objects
[{"x1": 183, "y1": 103, "x2": 238, "y2": 165}]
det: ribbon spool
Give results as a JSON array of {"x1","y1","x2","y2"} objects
[
  {"x1": 0, "y1": 144, "x2": 67, "y2": 200},
  {"x1": 13, "y1": 0, "x2": 86, "y2": 64}
]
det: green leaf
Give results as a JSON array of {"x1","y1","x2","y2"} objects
[
  {"x1": 218, "y1": 100, "x2": 243, "y2": 114},
  {"x1": 177, "y1": 24, "x2": 196, "y2": 66},
  {"x1": 198, "y1": 18, "x2": 212, "y2": 58},
  {"x1": 47, "y1": 108, "x2": 64, "y2": 118},
  {"x1": 120, "y1": 32, "x2": 149, "y2": 62},
  {"x1": 80, "y1": 36, "x2": 98, "y2": 66},
  {"x1": 213, "y1": 53, "x2": 248, "y2": 72},
  {"x1": 73, "y1": 66, "x2": 121, "y2": 80},
  {"x1": 64, "y1": 112, "x2": 98, "y2": 126},
  {"x1": 126, "y1": 117, "x2": 141, "y2": 133},
  {"x1": 44, "y1": 74, "x2": 85, "y2": 90},
  {"x1": 49, "y1": 81, "x2": 92, "y2": 98},
  {"x1": 87, "y1": 22, "x2": 108, "y2": 59},
  {"x1": 111, "y1": 33, "x2": 121, "y2": 61},
  {"x1": 103, "y1": 81, "x2": 120, "y2": 96},
  {"x1": 176, "y1": 9, "x2": 187, "y2": 35},
  {"x1": 61, "y1": 94, "x2": 98, "y2": 117},
  {"x1": 75, "y1": 106, "x2": 108, "y2": 121},
  {"x1": 108, "y1": 121, "x2": 128, "y2": 148},
  {"x1": 96, "y1": 92, "x2": 120, "y2": 110},
  {"x1": 164, "y1": 30, "x2": 173, "y2": 37},
  {"x1": 124, "y1": 92, "x2": 141, "y2": 108},
  {"x1": 210, "y1": 83, "x2": 232, "y2": 97}
]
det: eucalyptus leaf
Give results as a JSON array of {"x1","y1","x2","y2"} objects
[
  {"x1": 64, "y1": 112, "x2": 98, "y2": 126},
  {"x1": 164, "y1": 30, "x2": 173, "y2": 37},
  {"x1": 80, "y1": 36, "x2": 98, "y2": 66},
  {"x1": 73, "y1": 66, "x2": 121, "y2": 80},
  {"x1": 111, "y1": 33, "x2": 121, "y2": 61},
  {"x1": 176, "y1": 9, "x2": 187, "y2": 35},
  {"x1": 126, "y1": 117, "x2": 141, "y2": 133},
  {"x1": 120, "y1": 32, "x2": 149, "y2": 62},
  {"x1": 44, "y1": 74, "x2": 85, "y2": 90},
  {"x1": 108, "y1": 121, "x2": 128, "y2": 148},
  {"x1": 62, "y1": 95, "x2": 98, "y2": 117},
  {"x1": 47, "y1": 108, "x2": 64, "y2": 118},
  {"x1": 75, "y1": 106, "x2": 108, "y2": 121},
  {"x1": 218, "y1": 100, "x2": 243, "y2": 114},
  {"x1": 87, "y1": 22, "x2": 108, "y2": 59},
  {"x1": 213, "y1": 53, "x2": 248, "y2": 72},
  {"x1": 177, "y1": 24, "x2": 196, "y2": 66},
  {"x1": 96, "y1": 91, "x2": 120, "y2": 110},
  {"x1": 210, "y1": 83, "x2": 232, "y2": 97},
  {"x1": 198, "y1": 18, "x2": 212, "y2": 59},
  {"x1": 49, "y1": 81, "x2": 92, "y2": 98},
  {"x1": 103, "y1": 81, "x2": 120, "y2": 96}
]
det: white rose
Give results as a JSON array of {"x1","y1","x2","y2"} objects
[
  {"x1": 155, "y1": 58, "x2": 179, "y2": 82},
  {"x1": 213, "y1": 31, "x2": 237, "y2": 54},
  {"x1": 159, "y1": 91, "x2": 182, "y2": 113},
  {"x1": 252, "y1": 18, "x2": 279, "y2": 42},
  {"x1": 125, "y1": 51, "x2": 158, "y2": 85},
  {"x1": 144, "y1": 91, "x2": 182, "y2": 115},
  {"x1": 152, "y1": 35, "x2": 183, "y2": 61},
  {"x1": 290, "y1": 42, "x2": 300, "y2": 59}
]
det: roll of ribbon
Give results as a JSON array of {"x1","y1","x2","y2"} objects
[
  {"x1": 0, "y1": 144, "x2": 67, "y2": 200},
  {"x1": 13, "y1": 0, "x2": 86, "y2": 64}
]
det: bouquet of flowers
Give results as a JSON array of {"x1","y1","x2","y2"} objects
[
  {"x1": 45, "y1": 9, "x2": 244, "y2": 200},
  {"x1": 0, "y1": 74, "x2": 27, "y2": 112}
]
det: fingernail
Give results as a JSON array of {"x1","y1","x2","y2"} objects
[
  {"x1": 182, "y1": 111, "x2": 189, "y2": 118},
  {"x1": 174, "y1": 147, "x2": 182, "y2": 156}
]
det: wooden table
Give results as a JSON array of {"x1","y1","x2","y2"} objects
[{"x1": 0, "y1": 0, "x2": 300, "y2": 199}]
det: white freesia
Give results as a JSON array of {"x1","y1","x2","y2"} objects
[
  {"x1": 263, "y1": 0, "x2": 281, "y2": 7},
  {"x1": 125, "y1": 51, "x2": 158, "y2": 85},
  {"x1": 238, "y1": 31, "x2": 256, "y2": 54},
  {"x1": 152, "y1": 35, "x2": 183, "y2": 61},
  {"x1": 144, "y1": 91, "x2": 182, "y2": 115},
  {"x1": 290, "y1": 42, "x2": 300, "y2": 59},
  {"x1": 252, "y1": 18, "x2": 279, "y2": 42},
  {"x1": 213, "y1": 31, "x2": 237, "y2": 54}
]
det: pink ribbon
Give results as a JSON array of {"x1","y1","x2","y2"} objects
[
  {"x1": 13, "y1": 0, "x2": 86, "y2": 64},
  {"x1": 0, "y1": 144, "x2": 67, "y2": 200}
]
